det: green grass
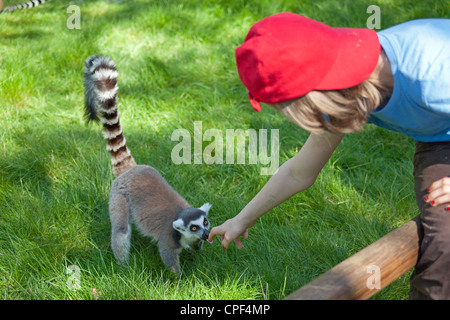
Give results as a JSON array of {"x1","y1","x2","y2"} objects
[{"x1": 0, "y1": 0, "x2": 448, "y2": 300}]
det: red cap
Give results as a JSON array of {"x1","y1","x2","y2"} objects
[{"x1": 235, "y1": 13, "x2": 380, "y2": 111}]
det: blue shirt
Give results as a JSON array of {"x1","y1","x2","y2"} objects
[{"x1": 368, "y1": 19, "x2": 450, "y2": 142}]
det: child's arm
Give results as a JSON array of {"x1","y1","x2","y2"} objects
[{"x1": 208, "y1": 132, "x2": 344, "y2": 249}]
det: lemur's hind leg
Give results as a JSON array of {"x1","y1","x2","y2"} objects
[{"x1": 109, "y1": 186, "x2": 131, "y2": 265}]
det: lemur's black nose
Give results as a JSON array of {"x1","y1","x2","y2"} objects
[{"x1": 201, "y1": 229, "x2": 210, "y2": 241}]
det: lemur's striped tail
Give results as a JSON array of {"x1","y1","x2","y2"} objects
[
  {"x1": 0, "y1": 0, "x2": 49, "y2": 14},
  {"x1": 83, "y1": 55, "x2": 136, "y2": 177}
]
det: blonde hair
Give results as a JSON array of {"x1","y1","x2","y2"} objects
[{"x1": 272, "y1": 77, "x2": 390, "y2": 134}]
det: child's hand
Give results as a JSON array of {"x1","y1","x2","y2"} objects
[
  {"x1": 425, "y1": 176, "x2": 450, "y2": 210},
  {"x1": 207, "y1": 217, "x2": 250, "y2": 249}
]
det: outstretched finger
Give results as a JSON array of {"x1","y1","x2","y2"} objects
[{"x1": 207, "y1": 226, "x2": 223, "y2": 243}]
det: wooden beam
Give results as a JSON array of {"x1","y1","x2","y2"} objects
[{"x1": 284, "y1": 216, "x2": 421, "y2": 300}]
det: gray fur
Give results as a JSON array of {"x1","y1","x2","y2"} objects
[{"x1": 83, "y1": 55, "x2": 212, "y2": 273}]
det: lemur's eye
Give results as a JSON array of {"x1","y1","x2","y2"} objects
[
  {"x1": 203, "y1": 219, "x2": 208, "y2": 226},
  {"x1": 191, "y1": 226, "x2": 197, "y2": 231}
]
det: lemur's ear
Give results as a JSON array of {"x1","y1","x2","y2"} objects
[
  {"x1": 199, "y1": 203, "x2": 212, "y2": 215},
  {"x1": 172, "y1": 218, "x2": 185, "y2": 231}
]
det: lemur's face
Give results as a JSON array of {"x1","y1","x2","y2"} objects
[
  {"x1": 172, "y1": 203, "x2": 212, "y2": 241},
  {"x1": 174, "y1": 215, "x2": 210, "y2": 241}
]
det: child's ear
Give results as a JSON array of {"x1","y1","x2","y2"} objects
[{"x1": 199, "y1": 203, "x2": 212, "y2": 215}]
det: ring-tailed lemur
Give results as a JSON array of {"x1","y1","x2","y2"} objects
[
  {"x1": 83, "y1": 55, "x2": 212, "y2": 273},
  {"x1": 0, "y1": 0, "x2": 50, "y2": 14}
]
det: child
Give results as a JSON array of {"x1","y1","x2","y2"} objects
[{"x1": 208, "y1": 13, "x2": 450, "y2": 299}]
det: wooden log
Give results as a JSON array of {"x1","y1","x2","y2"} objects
[{"x1": 284, "y1": 216, "x2": 421, "y2": 300}]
